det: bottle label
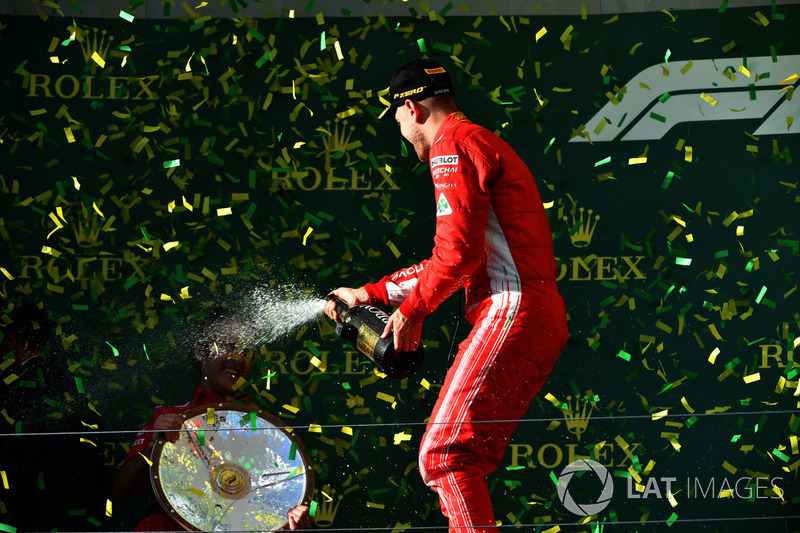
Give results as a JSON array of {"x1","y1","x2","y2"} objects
[{"x1": 356, "y1": 323, "x2": 380, "y2": 359}]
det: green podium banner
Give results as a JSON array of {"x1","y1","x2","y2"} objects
[{"x1": 0, "y1": 4, "x2": 798, "y2": 531}]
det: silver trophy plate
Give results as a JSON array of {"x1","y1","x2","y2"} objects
[{"x1": 151, "y1": 403, "x2": 313, "y2": 531}]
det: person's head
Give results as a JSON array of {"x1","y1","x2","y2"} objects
[
  {"x1": 0, "y1": 298, "x2": 55, "y2": 366},
  {"x1": 193, "y1": 306, "x2": 255, "y2": 397},
  {"x1": 382, "y1": 58, "x2": 458, "y2": 161}
]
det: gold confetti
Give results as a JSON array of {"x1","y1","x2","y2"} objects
[
  {"x1": 91, "y1": 51, "x2": 106, "y2": 68},
  {"x1": 700, "y1": 92, "x2": 718, "y2": 107}
]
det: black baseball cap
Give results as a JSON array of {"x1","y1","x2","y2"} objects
[{"x1": 380, "y1": 58, "x2": 455, "y2": 120}]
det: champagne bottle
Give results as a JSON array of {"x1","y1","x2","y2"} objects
[{"x1": 327, "y1": 296, "x2": 424, "y2": 379}]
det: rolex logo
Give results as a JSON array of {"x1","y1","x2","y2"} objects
[
  {"x1": 319, "y1": 120, "x2": 356, "y2": 166},
  {"x1": 313, "y1": 484, "x2": 343, "y2": 528},
  {"x1": 75, "y1": 25, "x2": 114, "y2": 67},
  {"x1": 73, "y1": 215, "x2": 104, "y2": 248},
  {"x1": 562, "y1": 395, "x2": 596, "y2": 442},
  {"x1": 563, "y1": 206, "x2": 600, "y2": 248}
]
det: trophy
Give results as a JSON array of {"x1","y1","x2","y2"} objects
[{"x1": 150, "y1": 403, "x2": 313, "y2": 531}]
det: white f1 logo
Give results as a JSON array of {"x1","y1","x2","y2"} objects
[{"x1": 571, "y1": 54, "x2": 799, "y2": 142}]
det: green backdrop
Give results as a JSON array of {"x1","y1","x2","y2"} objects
[{"x1": 1, "y1": 3, "x2": 798, "y2": 531}]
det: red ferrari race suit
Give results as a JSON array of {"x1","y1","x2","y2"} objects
[{"x1": 364, "y1": 112, "x2": 569, "y2": 532}]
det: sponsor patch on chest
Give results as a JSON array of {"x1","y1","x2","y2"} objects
[{"x1": 430, "y1": 155, "x2": 459, "y2": 169}]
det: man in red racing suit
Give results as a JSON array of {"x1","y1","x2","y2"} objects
[{"x1": 325, "y1": 58, "x2": 568, "y2": 532}]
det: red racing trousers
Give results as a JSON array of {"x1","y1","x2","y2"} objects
[{"x1": 419, "y1": 296, "x2": 567, "y2": 532}]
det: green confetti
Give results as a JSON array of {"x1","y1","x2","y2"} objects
[
  {"x1": 675, "y1": 257, "x2": 692, "y2": 266},
  {"x1": 105, "y1": 341, "x2": 119, "y2": 357},
  {"x1": 198, "y1": 429, "x2": 206, "y2": 446},
  {"x1": 74, "y1": 377, "x2": 85, "y2": 394},
  {"x1": 617, "y1": 350, "x2": 631, "y2": 361},
  {"x1": 289, "y1": 441, "x2": 298, "y2": 460},
  {"x1": 755, "y1": 285, "x2": 767, "y2": 304},
  {"x1": 417, "y1": 38, "x2": 427, "y2": 52},
  {"x1": 543, "y1": 137, "x2": 556, "y2": 154},
  {"x1": 143, "y1": 343, "x2": 150, "y2": 361},
  {"x1": 163, "y1": 159, "x2": 181, "y2": 169},
  {"x1": 119, "y1": 10, "x2": 134, "y2": 22},
  {"x1": 309, "y1": 500, "x2": 318, "y2": 517},
  {"x1": 361, "y1": 205, "x2": 374, "y2": 221},
  {"x1": 666, "y1": 512, "x2": 678, "y2": 526},
  {"x1": 594, "y1": 156, "x2": 611, "y2": 167}
]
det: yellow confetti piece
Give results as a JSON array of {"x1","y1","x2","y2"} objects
[
  {"x1": 738, "y1": 65, "x2": 751, "y2": 78},
  {"x1": 92, "y1": 202, "x2": 105, "y2": 218},
  {"x1": 535, "y1": 27, "x2": 547, "y2": 42},
  {"x1": 188, "y1": 487, "x2": 205, "y2": 497},
  {"x1": 629, "y1": 42, "x2": 643, "y2": 55},
  {"x1": 685, "y1": 146, "x2": 693, "y2": 162},
  {"x1": 231, "y1": 377, "x2": 246, "y2": 391},
  {"x1": 1, "y1": 470, "x2": 9, "y2": 489},
  {"x1": 334, "y1": 40, "x2": 344, "y2": 61},
  {"x1": 394, "y1": 431, "x2": 412, "y2": 445},
  {"x1": 64, "y1": 127, "x2": 75, "y2": 143},
  {"x1": 282, "y1": 404, "x2": 300, "y2": 414},
  {"x1": 309, "y1": 424, "x2": 322, "y2": 433},
  {"x1": 652, "y1": 410, "x2": 668, "y2": 421},
  {"x1": 80, "y1": 438, "x2": 98, "y2": 447},
  {"x1": 310, "y1": 355, "x2": 327, "y2": 372},
  {"x1": 700, "y1": 92, "x2": 718, "y2": 107},
  {"x1": 722, "y1": 460, "x2": 738, "y2": 474},
  {"x1": 0, "y1": 267, "x2": 16, "y2": 280},
  {"x1": 386, "y1": 241, "x2": 401, "y2": 258},
  {"x1": 628, "y1": 157, "x2": 647, "y2": 165},
  {"x1": 138, "y1": 452, "x2": 153, "y2": 466},
  {"x1": 180, "y1": 286, "x2": 191, "y2": 300},
  {"x1": 182, "y1": 196, "x2": 193, "y2": 211},
  {"x1": 366, "y1": 502, "x2": 385, "y2": 509},
  {"x1": 216, "y1": 207, "x2": 232, "y2": 216},
  {"x1": 680, "y1": 60, "x2": 694, "y2": 75},
  {"x1": 106, "y1": 499, "x2": 113, "y2": 517},
  {"x1": 667, "y1": 491, "x2": 678, "y2": 507},
  {"x1": 779, "y1": 73, "x2": 799, "y2": 84},
  {"x1": 341, "y1": 426, "x2": 353, "y2": 436},
  {"x1": 207, "y1": 407, "x2": 214, "y2": 425},
  {"x1": 303, "y1": 227, "x2": 313, "y2": 246},
  {"x1": 542, "y1": 527, "x2": 561, "y2": 533},
  {"x1": 377, "y1": 392, "x2": 395, "y2": 403},
  {"x1": 680, "y1": 397, "x2": 695, "y2": 413},
  {"x1": 743, "y1": 372, "x2": 761, "y2": 384},
  {"x1": 72, "y1": 176, "x2": 81, "y2": 190},
  {"x1": 163, "y1": 241, "x2": 180, "y2": 251},
  {"x1": 160, "y1": 294, "x2": 174, "y2": 302},
  {"x1": 91, "y1": 51, "x2": 106, "y2": 68}
]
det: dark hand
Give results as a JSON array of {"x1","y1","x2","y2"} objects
[{"x1": 153, "y1": 413, "x2": 184, "y2": 443}]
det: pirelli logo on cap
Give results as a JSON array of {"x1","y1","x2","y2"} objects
[
  {"x1": 394, "y1": 86, "x2": 424, "y2": 100},
  {"x1": 430, "y1": 155, "x2": 459, "y2": 168},
  {"x1": 424, "y1": 67, "x2": 446, "y2": 74}
]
